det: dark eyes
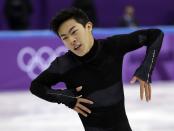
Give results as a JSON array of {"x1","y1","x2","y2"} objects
[
  {"x1": 71, "y1": 29, "x2": 78, "y2": 35},
  {"x1": 62, "y1": 29, "x2": 78, "y2": 40},
  {"x1": 62, "y1": 36, "x2": 68, "y2": 40}
]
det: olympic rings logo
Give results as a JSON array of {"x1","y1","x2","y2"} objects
[{"x1": 17, "y1": 46, "x2": 68, "y2": 79}]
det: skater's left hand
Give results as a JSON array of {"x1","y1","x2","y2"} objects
[{"x1": 130, "y1": 76, "x2": 151, "y2": 102}]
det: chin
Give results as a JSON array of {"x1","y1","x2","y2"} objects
[
  {"x1": 76, "y1": 51, "x2": 86, "y2": 57},
  {"x1": 77, "y1": 53, "x2": 84, "y2": 57}
]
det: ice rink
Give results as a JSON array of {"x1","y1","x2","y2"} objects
[{"x1": 0, "y1": 82, "x2": 174, "y2": 131}]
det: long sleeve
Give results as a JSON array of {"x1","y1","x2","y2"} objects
[
  {"x1": 107, "y1": 29, "x2": 164, "y2": 83},
  {"x1": 30, "y1": 59, "x2": 77, "y2": 108}
]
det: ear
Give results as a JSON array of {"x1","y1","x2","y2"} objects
[{"x1": 86, "y1": 21, "x2": 93, "y2": 31}]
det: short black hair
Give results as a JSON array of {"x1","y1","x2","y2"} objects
[{"x1": 50, "y1": 8, "x2": 90, "y2": 36}]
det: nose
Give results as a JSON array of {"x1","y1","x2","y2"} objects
[{"x1": 69, "y1": 36, "x2": 77, "y2": 46}]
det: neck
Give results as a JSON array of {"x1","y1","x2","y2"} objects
[{"x1": 87, "y1": 36, "x2": 94, "y2": 53}]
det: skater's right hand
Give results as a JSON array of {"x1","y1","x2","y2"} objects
[{"x1": 73, "y1": 86, "x2": 94, "y2": 117}]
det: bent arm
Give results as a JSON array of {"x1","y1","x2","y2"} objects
[
  {"x1": 107, "y1": 29, "x2": 164, "y2": 82},
  {"x1": 30, "y1": 60, "x2": 77, "y2": 108}
]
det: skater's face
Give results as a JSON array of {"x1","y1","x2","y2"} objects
[{"x1": 58, "y1": 19, "x2": 94, "y2": 56}]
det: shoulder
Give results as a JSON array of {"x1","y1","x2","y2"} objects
[
  {"x1": 49, "y1": 52, "x2": 79, "y2": 74},
  {"x1": 96, "y1": 35, "x2": 126, "y2": 56},
  {"x1": 98, "y1": 34, "x2": 123, "y2": 46},
  {"x1": 97, "y1": 35, "x2": 120, "y2": 50}
]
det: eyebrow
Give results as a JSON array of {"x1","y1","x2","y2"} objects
[{"x1": 60, "y1": 26, "x2": 76, "y2": 37}]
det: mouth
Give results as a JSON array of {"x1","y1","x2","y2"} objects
[{"x1": 74, "y1": 44, "x2": 82, "y2": 50}]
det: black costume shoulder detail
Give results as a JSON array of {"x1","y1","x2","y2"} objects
[{"x1": 50, "y1": 52, "x2": 81, "y2": 74}]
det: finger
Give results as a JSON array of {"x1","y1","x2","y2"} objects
[
  {"x1": 148, "y1": 84, "x2": 152, "y2": 100},
  {"x1": 76, "y1": 103, "x2": 91, "y2": 114},
  {"x1": 140, "y1": 82, "x2": 144, "y2": 100},
  {"x1": 76, "y1": 86, "x2": 82, "y2": 92},
  {"x1": 130, "y1": 76, "x2": 137, "y2": 84},
  {"x1": 76, "y1": 95, "x2": 82, "y2": 98},
  {"x1": 78, "y1": 98, "x2": 94, "y2": 104},
  {"x1": 144, "y1": 83, "x2": 149, "y2": 102},
  {"x1": 74, "y1": 107, "x2": 88, "y2": 117}
]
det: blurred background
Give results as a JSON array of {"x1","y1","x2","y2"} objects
[
  {"x1": 0, "y1": 0, "x2": 174, "y2": 131},
  {"x1": 1, "y1": 0, "x2": 174, "y2": 29}
]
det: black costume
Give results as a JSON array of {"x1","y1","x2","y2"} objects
[{"x1": 30, "y1": 29, "x2": 164, "y2": 131}]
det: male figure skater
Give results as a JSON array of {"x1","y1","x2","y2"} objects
[{"x1": 30, "y1": 8, "x2": 164, "y2": 131}]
